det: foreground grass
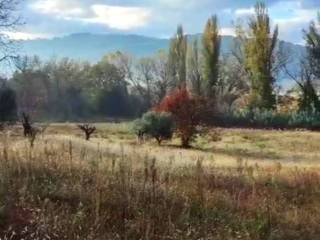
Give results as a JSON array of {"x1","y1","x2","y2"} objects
[{"x1": 0, "y1": 127, "x2": 320, "y2": 239}]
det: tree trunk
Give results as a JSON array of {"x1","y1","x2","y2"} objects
[
  {"x1": 85, "y1": 132, "x2": 90, "y2": 141},
  {"x1": 156, "y1": 137, "x2": 162, "y2": 146},
  {"x1": 181, "y1": 137, "x2": 190, "y2": 148}
]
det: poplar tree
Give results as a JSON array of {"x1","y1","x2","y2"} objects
[
  {"x1": 202, "y1": 15, "x2": 221, "y2": 99},
  {"x1": 187, "y1": 39, "x2": 202, "y2": 96},
  {"x1": 168, "y1": 25, "x2": 187, "y2": 89},
  {"x1": 239, "y1": 2, "x2": 278, "y2": 110}
]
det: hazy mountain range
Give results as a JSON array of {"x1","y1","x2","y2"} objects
[{"x1": 18, "y1": 33, "x2": 306, "y2": 88}]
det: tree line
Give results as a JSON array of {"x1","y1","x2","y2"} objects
[{"x1": 0, "y1": 2, "x2": 320, "y2": 125}]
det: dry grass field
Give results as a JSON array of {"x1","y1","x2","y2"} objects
[{"x1": 0, "y1": 123, "x2": 319, "y2": 239}]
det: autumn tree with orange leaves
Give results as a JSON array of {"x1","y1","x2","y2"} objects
[{"x1": 155, "y1": 87, "x2": 208, "y2": 148}]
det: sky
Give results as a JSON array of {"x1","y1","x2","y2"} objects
[{"x1": 8, "y1": 0, "x2": 320, "y2": 44}]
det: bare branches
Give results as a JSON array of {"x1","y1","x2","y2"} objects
[
  {"x1": 0, "y1": 0, "x2": 21, "y2": 28},
  {"x1": 0, "y1": 0, "x2": 23, "y2": 65},
  {"x1": 78, "y1": 124, "x2": 96, "y2": 140}
]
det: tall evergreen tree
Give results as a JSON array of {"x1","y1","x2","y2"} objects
[
  {"x1": 202, "y1": 15, "x2": 221, "y2": 99},
  {"x1": 168, "y1": 25, "x2": 187, "y2": 89},
  {"x1": 239, "y1": 2, "x2": 278, "y2": 110}
]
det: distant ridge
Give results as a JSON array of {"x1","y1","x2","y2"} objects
[{"x1": 19, "y1": 32, "x2": 304, "y2": 61}]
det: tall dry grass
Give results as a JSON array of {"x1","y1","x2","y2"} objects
[{"x1": 0, "y1": 131, "x2": 319, "y2": 239}]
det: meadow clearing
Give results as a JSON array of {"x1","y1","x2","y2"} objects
[{"x1": 0, "y1": 123, "x2": 319, "y2": 239}]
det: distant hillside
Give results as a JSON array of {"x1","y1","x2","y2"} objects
[
  {"x1": 19, "y1": 33, "x2": 170, "y2": 62},
  {"x1": 18, "y1": 33, "x2": 306, "y2": 88},
  {"x1": 19, "y1": 33, "x2": 304, "y2": 60}
]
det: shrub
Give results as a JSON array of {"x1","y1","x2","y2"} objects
[
  {"x1": 132, "y1": 118, "x2": 147, "y2": 142},
  {"x1": 133, "y1": 111, "x2": 174, "y2": 145},
  {"x1": 155, "y1": 87, "x2": 207, "y2": 148}
]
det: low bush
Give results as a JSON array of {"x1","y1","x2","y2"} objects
[{"x1": 133, "y1": 111, "x2": 174, "y2": 145}]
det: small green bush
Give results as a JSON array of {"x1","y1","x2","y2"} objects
[
  {"x1": 132, "y1": 118, "x2": 147, "y2": 139},
  {"x1": 133, "y1": 111, "x2": 174, "y2": 145}
]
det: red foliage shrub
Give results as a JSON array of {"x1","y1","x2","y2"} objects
[{"x1": 155, "y1": 87, "x2": 208, "y2": 148}]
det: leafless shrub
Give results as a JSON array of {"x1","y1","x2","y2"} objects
[
  {"x1": 21, "y1": 112, "x2": 33, "y2": 137},
  {"x1": 20, "y1": 112, "x2": 42, "y2": 147},
  {"x1": 78, "y1": 124, "x2": 96, "y2": 140}
]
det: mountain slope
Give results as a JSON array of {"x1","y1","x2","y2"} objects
[
  {"x1": 20, "y1": 33, "x2": 170, "y2": 62},
  {"x1": 18, "y1": 33, "x2": 305, "y2": 88},
  {"x1": 19, "y1": 32, "x2": 305, "y2": 62}
]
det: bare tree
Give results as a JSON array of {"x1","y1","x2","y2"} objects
[
  {"x1": 107, "y1": 51, "x2": 170, "y2": 107},
  {"x1": 135, "y1": 57, "x2": 155, "y2": 108},
  {"x1": 152, "y1": 51, "x2": 171, "y2": 103},
  {"x1": 106, "y1": 51, "x2": 134, "y2": 83},
  {"x1": 216, "y1": 56, "x2": 249, "y2": 111},
  {"x1": 284, "y1": 60, "x2": 319, "y2": 111},
  {"x1": 21, "y1": 112, "x2": 33, "y2": 137},
  {"x1": 135, "y1": 52, "x2": 171, "y2": 106},
  {"x1": 78, "y1": 124, "x2": 96, "y2": 140},
  {"x1": 0, "y1": 0, "x2": 23, "y2": 64}
]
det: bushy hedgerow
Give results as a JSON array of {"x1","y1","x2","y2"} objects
[{"x1": 215, "y1": 109, "x2": 320, "y2": 130}]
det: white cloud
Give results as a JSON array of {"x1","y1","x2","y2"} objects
[
  {"x1": 235, "y1": 7, "x2": 255, "y2": 16},
  {"x1": 84, "y1": 5, "x2": 152, "y2": 30},
  {"x1": 30, "y1": 0, "x2": 152, "y2": 30},
  {"x1": 31, "y1": 0, "x2": 85, "y2": 17},
  {"x1": 220, "y1": 27, "x2": 235, "y2": 36},
  {"x1": 158, "y1": 0, "x2": 200, "y2": 9},
  {"x1": 25, "y1": 0, "x2": 319, "y2": 43},
  {"x1": 270, "y1": 1, "x2": 318, "y2": 43},
  {"x1": 1, "y1": 31, "x2": 51, "y2": 40}
]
